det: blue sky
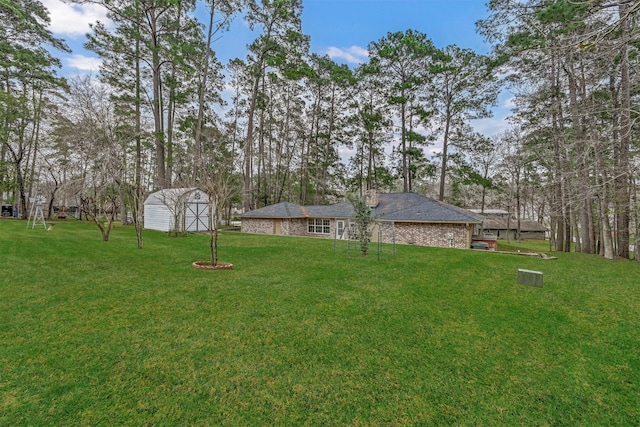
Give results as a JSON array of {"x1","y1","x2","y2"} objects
[
  {"x1": 43, "y1": 0, "x2": 492, "y2": 73},
  {"x1": 206, "y1": 0, "x2": 492, "y2": 67},
  {"x1": 41, "y1": 0, "x2": 511, "y2": 141},
  {"x1": 303, "y1": 0, "x2": 491, "y2": 61}
]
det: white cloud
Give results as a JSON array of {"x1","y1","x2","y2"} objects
[
  {"x1": 470, "y1": 115, "x2": 512, "y2": 137},
  {"x1": 325, "y1": 46, "x2": 369, "y2": 64},
  {"x1": 42, "y1": 0, "x2": 111, "y2": 38},
  {"x1": 67, "y1": 54, "x2": 102, "y2": 72},
  {"x1": 339, "y1": 146, "x2": 356, "y2": 163},
  {"x1": 502, "y1": 96, "x2": 516, "y2": 109}
]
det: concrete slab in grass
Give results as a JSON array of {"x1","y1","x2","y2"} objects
[{"x1": 518, "y1": 269, "x2": 543, "y2": 287}]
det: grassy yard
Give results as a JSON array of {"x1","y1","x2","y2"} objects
[{"x1": 1, "y1": 219, "x2": 639, "y2": 425}]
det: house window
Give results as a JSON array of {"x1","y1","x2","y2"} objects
[{"x1": 308, "y1": 218, "x2": 330, "y2": 234}]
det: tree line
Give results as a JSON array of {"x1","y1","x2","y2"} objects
[
  {"x1": 479, "y1": 0, "x2": 639, "y2": 260},
  {"x1": 1, "y1": 0, "x2": 638, "y2": 260}
]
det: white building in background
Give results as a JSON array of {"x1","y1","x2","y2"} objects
[{"x1": 143, "y1": 188, "x2": 211, "y2": 233}]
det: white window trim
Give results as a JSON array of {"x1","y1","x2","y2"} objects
[{"x1": 308, "y1": 218, "x2": 331, "y2": 234}]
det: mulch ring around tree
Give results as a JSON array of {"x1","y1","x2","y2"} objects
[{"x1": 192, "y1": 261, "x2": 233, "y2": 270}]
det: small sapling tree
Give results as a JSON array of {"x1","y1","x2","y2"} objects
[
  {"x1": 159, "y1": 189, "x2": 188, "y2": 237},
  {"x1": 79, "y1": 185, "x2": 119, "y2": 241},
  {"x1": 348, "y1": 194, "x2": 376, "y2": 256},
  {"x1": 196, "y1": 127, "x2": 238, "y2": 268}
]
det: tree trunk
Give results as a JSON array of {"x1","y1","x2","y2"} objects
[
  {"x1": 193, "y1": 3, "x2": 216, "y2": 182},
  {"x1": 401, "y1": 95, "x2": 408, "y2": 193},
  {"x1": 149, "y1": 10, "x2": 166, "y2": 189},
  {"x1": 243, "y1": 70, "x2": 261, "y2": 212},
  {"x1": 209, "y1": 194, "x2": 219, "y2": 267},
  {"x1": 134, "y1": 31, "x2": 143, "y2": 249},
  {"x1": 615, "y1": 0, "x2": 631, "y2": 259},
  {"x1": 438, "y1": 102, "x2": 452, "y2": 201},
  {"x1": 550, "y1": 53, "x2": 567, "y2": 252},
  {"x1": 26, "y1": 90, "x2": 44, "y2": 199}
]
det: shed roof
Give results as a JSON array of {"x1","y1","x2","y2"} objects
[{"x1": 144, "y1": 188, "x2": 208, "y2": 206}]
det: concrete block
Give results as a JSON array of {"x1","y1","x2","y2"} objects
[{"x1": 518, "y1": 269, "x2": 543, "y2": 287}]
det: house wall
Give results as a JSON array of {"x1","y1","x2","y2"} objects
[
  {"x1": 484, "y1": 228, "x2": 546, "y2": 240},
  {"x1": 242, "y1": 218, "x2": 274, "y2": 234},
  {"x1": 520, "y1": 231, "x2": 546, "y2": 240},
  {"x1": 242, "y1": 218, "x2": 340, "y2": 239},
  {"x1": 242, "y1": 218, "x2": 473, "y2": 249},
  {"x1": 379, "y1": 222, "x2": 471, "y2": 249},
  {"x1": 279, "y1": 219, "x2": 304, "y2": 236}
]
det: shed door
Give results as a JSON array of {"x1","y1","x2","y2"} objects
[
  {"x1": 274, "y1": 219, "x2": 282, "y2": 235},
  {"x1": 185, "y1": 202, "x2": 208, "y2": 232}
]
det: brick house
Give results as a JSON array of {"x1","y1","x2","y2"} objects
[{"x1": 241, "y1": 192, "x2": 482, "y2": 249}]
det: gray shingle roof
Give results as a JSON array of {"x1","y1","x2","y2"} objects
[
  {"x1": 240, "y1": 202, "x2": 310, "y2": 218},
  {"x1": 375, "y1": 193, "x2": 481, "y2": 223},
  {"x1": 242, "y1": 193, "x2": 482, "y2": 224},
  {"x1": 305, "y1": 201, "x2": 354, "y2": 218}
]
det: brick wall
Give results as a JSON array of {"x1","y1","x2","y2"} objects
[
  {"x1": 243, "y1": 218, "x2": 472, "y2": 249},
  {"x1": 242, "y1": 218, "x2": 335, "y2": 239},
  {"x1": 379, "y1": 222, "x2": 470, "y2": 249},
  {"x1": 241, "y1": 218, "x2": 274, "y2": 234},
  {"x1": 284, "y1": 219, "x2": 309, "y2": 236}
]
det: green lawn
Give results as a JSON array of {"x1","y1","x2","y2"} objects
[{"x1": 1, "y1": 220, "x2": 639, "y2": 425}]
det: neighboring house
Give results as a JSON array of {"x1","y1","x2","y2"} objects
[
  {"x1": 468, "y1": 209, "x2": 509, "y2": 217},
  {"x1": 469, "y1": 209, "x2": 547, "y2": 240},
  {"x1": 241, "y1": 192, "x2": 483, "y2": 249},
  {"x1": 144, "y1": 188, "x2": 210, "y2": 233}
]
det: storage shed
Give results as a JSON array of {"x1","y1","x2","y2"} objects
[{"x1": 144, "y1": 188, "x2": 211, "y2": 233}]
